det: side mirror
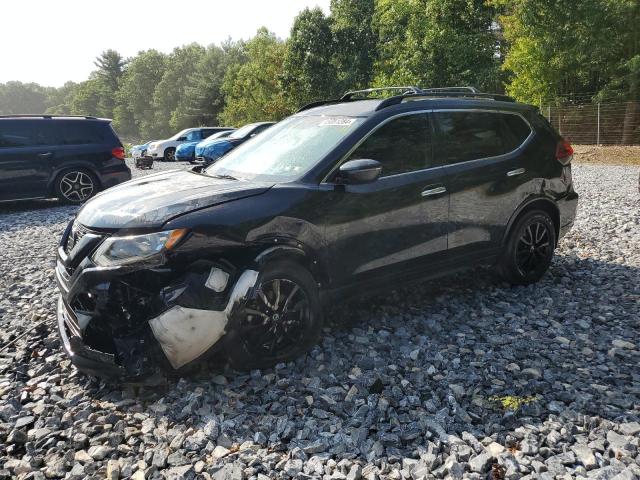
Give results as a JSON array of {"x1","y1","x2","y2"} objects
[
  {"x1": 178, "y1": 136, "x2": 187, "y2": 141},
  {"x1": 336, "y1": 159, "x2": 382, "y2": 185}
]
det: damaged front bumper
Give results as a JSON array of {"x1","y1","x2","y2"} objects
[{"x1": 55, "y1": 221, "x2": 260, "y2": 380}]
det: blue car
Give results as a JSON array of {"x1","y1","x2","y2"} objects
[
  {"x1": 175, "y1": 129, "x2": 235, "y2": 162},
  {"x1": 194, "y1": 122, "x2": 274, "y2": 164}
]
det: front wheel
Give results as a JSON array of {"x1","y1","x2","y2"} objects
[
  {"x1": 227, "y1": 262, "x2": 322, "y2": 370},
  {"x1": 163, "y1": 148, "x2": 176, "y2": 162},
  {"x1": 498, "y1": 210, "x2": 556, "y2": 285}
]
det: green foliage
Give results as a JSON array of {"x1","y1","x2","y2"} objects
[
  {"x1": 497, "y1": 0, "x2": 639, "y2": 104},
  {"x1": 330, "y1": 0, "x2": 376, "y2": 91},
  {"x1": 281, "y1": 8, "x2": 340, "y2": 108},
  {"x1": 373, "y1": 0, "x2": 500, "y2": 91},
  {"x1": 1, "y1": 1, "x2": 637, "y2": 141},
  {"x1": 114, "y1": 49, "x2": 167, "y2": 139},
  {"x1": 219, "y1": 28, "x2": 292, "y2": 126},
  {"x1": 0, "y1": 81, "x2": 49, "y2": 114},
  {"x1": 152, "y1": 44, "x2": 206, "y2": 137}
]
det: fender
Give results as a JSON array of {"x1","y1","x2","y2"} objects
[
  {"x1": 501, "y1": 194, "x2": 560, "y2": 245},
  {"x1": 253, "y1": 238, "x2": 329, "y2": 288}
]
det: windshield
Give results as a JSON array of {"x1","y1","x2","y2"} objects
[
  {"x1": 228, "y1": 124, "x2": 260, "y2": 139},
  {"x1": 205, "y1": 115, "x2": 364, "y2": 182},
  {"x1": 209, "y1": 130, "x2": 233, "y2": 140},
  {"x1": 170, "y1": 129, "x2": 190, "y2": 140}
]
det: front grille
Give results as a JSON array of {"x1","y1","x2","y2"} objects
[{"x1": 65, "y1": 223, "x2": 89, "y2": 254}]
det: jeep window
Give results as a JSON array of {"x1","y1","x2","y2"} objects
[
  {"x1": 434, "y1": 111, "x2": 531, "y2": 164},
  {"x1": 347, "y1": 113, "x2": 433, "y2": 176},
  {"x1": 0, "y1": 120, "x2": 48, "y2": 147},
  {"x1": 206, "y1": 116, "x2": 364, "y2": 182}
]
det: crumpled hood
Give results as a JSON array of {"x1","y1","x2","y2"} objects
[{"x1": 76, "y1": 169, "x2": 273, "y2": 229}]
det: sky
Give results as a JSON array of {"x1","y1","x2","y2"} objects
[{"x1": 0, "y1": 0, "x2": 331, "y2": 87}]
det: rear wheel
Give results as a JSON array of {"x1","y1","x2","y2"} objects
[
  {"x1": 164, "y1": 148, "x2": 176, "y2": 162},
  {"x1": 227, "y1": 262, "x2": 322, "y2": 370},
  {"x1": 498, "y1": 211, "x2": 556, "y2": 285},
  {"x1": 54, "y1": 169, "x2": 98, "y2": 204}
]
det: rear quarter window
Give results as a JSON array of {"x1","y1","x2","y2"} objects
[
  {"x1": 50, "y1": 121, "x2": 115, "y2": 145},
  {"x1": 434, "y1": 111, "x2": 531, "y2": 164}
]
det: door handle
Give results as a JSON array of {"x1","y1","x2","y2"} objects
[
  {"x1": 38, "y1": 152, "x2": 54, "y2": 158},
  {"x1": 421, "y1": 186, "x2": 447, "y2": 197},
  {"x1": 507, "y1": 168, "x2": 525, "y2": 177}
]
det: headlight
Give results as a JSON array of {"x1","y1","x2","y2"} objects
[{"x1": 92, "y1": 229, "x2": 188, "y2": 267}]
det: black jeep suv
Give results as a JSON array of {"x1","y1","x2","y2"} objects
[
  {"x1": 0, "y1": 115, "x2": 131, "y2": 204},
  {"x1": 55, "y1": 87, "x2": 578, "y2": 380}
]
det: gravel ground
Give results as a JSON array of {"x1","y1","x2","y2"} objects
[{"x1": 0, "y1": 160, "x2": 638, "y2": 480}]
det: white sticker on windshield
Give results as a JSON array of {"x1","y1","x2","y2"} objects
[{"x1": 319, "y1": 117, "x2": 356, "y2": 127}]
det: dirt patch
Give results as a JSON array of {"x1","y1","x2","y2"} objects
[{"x1": 573, "y1": 145, "x2": 640, "y2": 166}]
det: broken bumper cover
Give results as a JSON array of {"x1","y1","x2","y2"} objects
[
  {"x1": 57, "y1": 295, "x2": 126, "y2": 378},
  {"x1": 55, "y1": 226, "x2": 260, "y2": 379}
]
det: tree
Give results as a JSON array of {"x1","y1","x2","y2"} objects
[
  {"x1": 172, "y1": 41, "x2": 245, "y2": 130},
  {"x1": 219, "y1": 28, "x2": 292, "y2": 126},
  {"x1": 152, "y1": 44, "x2": 206, "y2": 137},
  {"x1": 330, "y1": 0, "x2": 376, "y2": 92},
  {"x1": 0, "y1": 81, "x2": 48, "y2": 114},
  {"x1": 93, "y1": 50, "x2": 126, "y2": 118},
  {"x1": 281, "y1": 7, "x2": 340, "y2": 108},
  {"x1": 114, "y1": 49, "x2": 167, "y2": 139},
  {"x1": 45, "y1": 82, "x2": 79, "y2": 115},
  {"x1": 373, "y1": 0, "x2": 500, "y2": 91},
  {"x1": 69, "y1": 79, "x2": 102, "y2": 116}
]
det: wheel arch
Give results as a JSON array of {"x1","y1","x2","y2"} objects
[
  {"x1": 502, "y1": 196, "x2": 560, "y2": 247},
  {"x1": 253, "y1": 240, "x2": 329, "y2": 289}
]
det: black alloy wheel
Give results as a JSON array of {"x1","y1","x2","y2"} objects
[
  {"x1": 228, "y1": 262, "x2": 322, "y2": 370},
  {"x1": 498, "y1": 210, "x2": 556, "y2": 285}
]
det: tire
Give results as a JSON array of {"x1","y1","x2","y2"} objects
[
  {"x1": 163, "y1": 148, "x2": 176, "y2": 162},
  {"x1": 227, "y1": 261, "x2": 323, "y2": 371},
  {"x1": 54, "y1": 169, "x2": 99, "y2": 204},
  {"x1": 498, "y1": 210, "x2": 556, "y2": 285}
]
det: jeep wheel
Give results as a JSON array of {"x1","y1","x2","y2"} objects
[
  {"x1": 227, "y1": 262, "x2": 322, "y2": 370},
  {"x1": 498, "y1": 210, "x2": 556, "y2": 285},
  {"x1": 164, "y1": 148, "x2": 176, "y2": 162},
  {"x1": 55, "y1": 169, "x2": 98, "y2": 204}
]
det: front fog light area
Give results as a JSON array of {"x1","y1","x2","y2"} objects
[{"x1": 92, "y1": 229, "x2": 187, "y2": 267}]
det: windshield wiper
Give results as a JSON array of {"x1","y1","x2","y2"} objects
[{"x1": 209, "y1": 173, "x2": 239, "y2": 181}]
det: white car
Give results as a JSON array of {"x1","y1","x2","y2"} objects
[{"x1": 146, "y1": 127, "x2": 226, "y2": 162}]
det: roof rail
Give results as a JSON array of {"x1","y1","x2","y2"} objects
[
  {"x1": 0, "y1": 114, "x2": 98, "y2": 119},
  {"x1": 375, "y1": 90, "x2": 515, "y2": 111},
  {"x1": 421, "y1": 86, "x2": 481, "y2": 93},
  {"x1": 340, "y1": 86, "x2": 423, "y2": 101}
]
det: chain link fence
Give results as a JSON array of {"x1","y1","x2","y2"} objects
[{"x1": 541, "y1": 101, "x2": 640, "y2": 145}]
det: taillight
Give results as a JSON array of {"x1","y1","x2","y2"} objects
[
  {"x1": 556, "y1": 139, "x2": 573, "y2": 165},
  {"x1": 112, "y1": 147, "x2": 126, "y2": 160}
]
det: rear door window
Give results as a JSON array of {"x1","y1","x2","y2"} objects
[
  {"x1": 347, "y1": 113, "x2": 433, "y2": 176},
  {"x1": 0, "y1": 120, "x2": 48, "y2": 147},
  {"x1": 433, "y1": 111, "x2": 531, "y2": 164}
]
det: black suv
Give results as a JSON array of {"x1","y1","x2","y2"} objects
[
  {"x1": 55, "y1": 87, "x2": 578, "y2": 380},
  {"x1": 0, "y1": 115, "x2": 131, "y2": 204}
]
